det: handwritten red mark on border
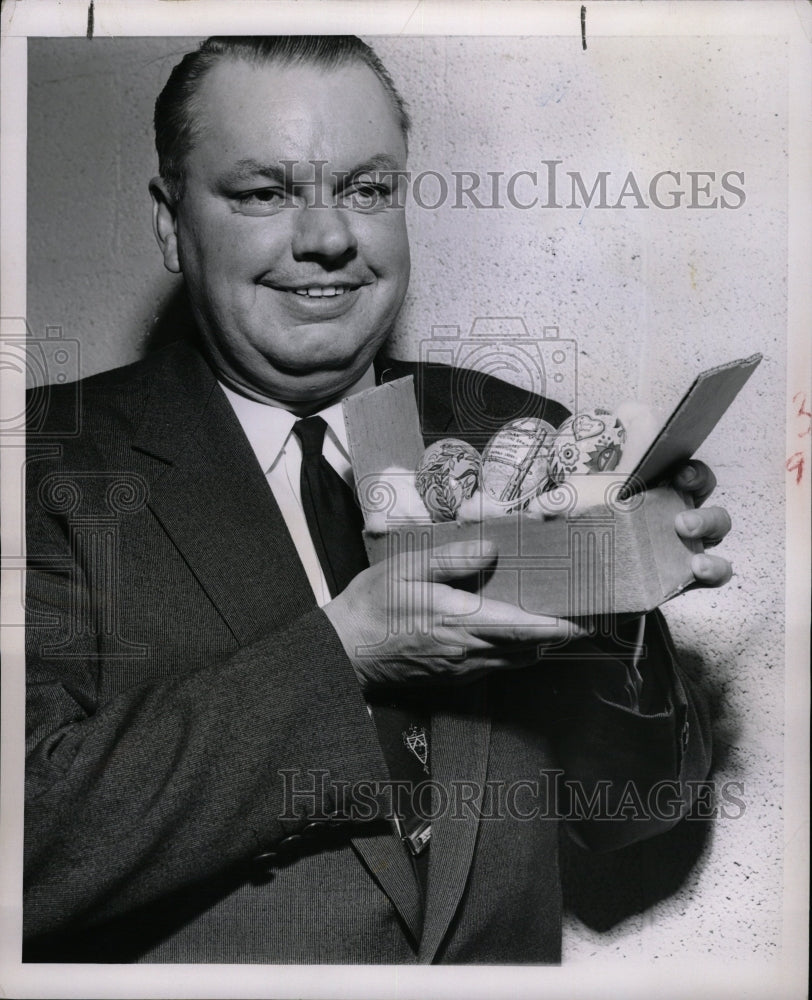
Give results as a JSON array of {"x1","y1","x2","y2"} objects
[
  {"x1": 793, "y1": 392, "x2": 811, "y2": 437},
  {"x1": 786, "y1": 451, "x2": 805, "y2": 486},
  {"x1": 787, "y1": 391, "x2": 811, "y2": 484}
]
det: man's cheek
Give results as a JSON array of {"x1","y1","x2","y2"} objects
[{"x1": 359, "y1": 210, "x2": 408, "y2": 249}]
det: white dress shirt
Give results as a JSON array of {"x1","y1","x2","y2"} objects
[{"x1": 220, "y1": 368, "x2": 376, "y2": 608}]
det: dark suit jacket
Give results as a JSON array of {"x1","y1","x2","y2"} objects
[{"x1": 24, "y1": 341, "x2": 711, "y2": 963}]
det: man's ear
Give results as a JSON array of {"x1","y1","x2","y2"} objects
[{"x1": 149, "y1": 177, "x2": 182, "y2": 274}]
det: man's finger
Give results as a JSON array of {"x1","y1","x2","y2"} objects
[
  {"x1": 465, "y1": 622, "x2": 588, "y2": 652},
  {"x1": 676, "y1": 506, "x2": 732, "y2": 546},
  {"x1": 396, "y1": 539, "x2": 499, "y2": 583},
  {"x1": 690, "y1": 553, "x2": 733, "y2": 588},
  {"x1": 673, "y1": 460, "x2": 717, "y2": 507},
  {"x1": 444, "y1": 597, "x2": 588, "y2": 643}
]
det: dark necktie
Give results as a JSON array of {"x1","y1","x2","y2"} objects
[
  {"x1": 293, "y1": 416, "x2": 369, "y2": 595},
  {"x1": 292, "y1": 416, "x2": 431, "y2": 888}
]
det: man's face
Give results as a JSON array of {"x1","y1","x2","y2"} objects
[{"x1": 152, "y1": 58, "x2": 410, "y2": 409}]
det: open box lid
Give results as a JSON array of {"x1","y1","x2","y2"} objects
[{"x1": 622, "y1": 352, "x2": 763, "y2": 496}]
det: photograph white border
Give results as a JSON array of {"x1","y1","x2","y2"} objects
[{"x1": 2, "y1": 2, "x2": 809, "y2": 997}]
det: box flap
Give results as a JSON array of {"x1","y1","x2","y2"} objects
[
  {"x1": 622, "y1": 353, "x2": 762, "y2": 495},
  {"x1": 343, "y1": 376, "x2": 425, "y2": 516}
]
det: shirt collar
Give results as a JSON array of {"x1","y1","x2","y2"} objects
[{"x1": 219, "y1": 366, "x2": 376, "y2": 474}]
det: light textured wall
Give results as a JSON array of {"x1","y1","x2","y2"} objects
[{"x1": 27, "y1": 34, "x2": 787, "y2": 962}]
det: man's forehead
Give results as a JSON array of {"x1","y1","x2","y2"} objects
[{"x1": 189, "y1": 57, "x2": 406, "y2": 167}]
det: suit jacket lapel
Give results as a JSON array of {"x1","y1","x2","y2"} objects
[
  {"x1": 130, "y1": 344, "x2": 424, "y2": 937},
  {"x1": 131, "y1": 346, "x2": 313, "y2": 644},
  {"x1": 350, "y1": 830, "x2": 424, "y2": 946},
  {"x1": 419, "y1": 681, "x2": 491, "y2": 963},
  {"x1": 348, "y1": 683, "x2": 494, "y2": 956}
]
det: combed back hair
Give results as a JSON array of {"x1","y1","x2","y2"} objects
[{"x1": 154, "y1": 35, "x2": 411, "y2": 200}]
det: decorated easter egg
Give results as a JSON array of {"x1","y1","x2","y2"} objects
[
  {"x1": 415, "y1": 438, "x2": 482, "y2": 522},
  {"x1": 481, "y1": 417, "x2": 557, "y2": 506},
  {"x1": 546, "y1": 408, "x2": 625, "y2": 485}
]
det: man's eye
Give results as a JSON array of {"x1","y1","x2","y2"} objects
[
  {"x1": 340, "y1": 183, "x2": 391, "y2": 211},
  {"x1": 235, "y1": 189, "x2": 287, "y2": 213}
]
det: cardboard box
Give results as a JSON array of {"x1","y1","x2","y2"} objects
[
  {"x1": 342, "y1": 376, "x2": 700, "y2": 617},
  {"x1": 343, "y1": 354, "x2": 762, "y2": 617}
]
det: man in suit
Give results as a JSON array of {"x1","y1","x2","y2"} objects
[{"x1": 24, "y1": 36, "x2": 731, "y2": 963}]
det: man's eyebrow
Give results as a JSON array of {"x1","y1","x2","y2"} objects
[
  {"x1": 339, "y1": 154, "x2": 405, "y2": 181},
  {"x1": 223, "y1": 160, "x2": 289, "y2": 184},
  {"x1": 222, "y1": 154, "x2": 405, "y2": 186}
]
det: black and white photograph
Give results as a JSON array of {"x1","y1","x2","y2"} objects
[{"x1": 1, "y1": 2, "x2": 809, "y2": 997}]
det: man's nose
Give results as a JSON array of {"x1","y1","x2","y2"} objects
[{"x1": 291, "y1": 205, "x2": 358, "y2": 263}]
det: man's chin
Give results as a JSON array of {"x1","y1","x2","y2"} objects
[
  {"x1": 221, "y1": 357, "x2": 373, "y2": 411},
  {"x1": 273, "y1": 365, "x2": 369, "y2": 411}
]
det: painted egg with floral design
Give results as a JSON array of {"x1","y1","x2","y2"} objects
[
  {"x1": 547, "y1": 409, "x2": 626, "y2": 484},
  {"x1": 415, "y1": 438, "x2": 482, "y2": 522}
]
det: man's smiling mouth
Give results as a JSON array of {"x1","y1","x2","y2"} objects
[
  {"x1": 260, "y1": 279, "x2": 367, "y2": 300},
  {"x1": 292, "y1": 286, "x2": 351, "y2": 298}
]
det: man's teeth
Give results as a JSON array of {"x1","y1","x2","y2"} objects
[{"x1": 292, "y1": 287, "x2": 349, "y2": 298}]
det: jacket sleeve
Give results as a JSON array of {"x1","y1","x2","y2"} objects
[
  {"x1": 545, "y1": 609, "x2": 712, "y2": 852},
  {"x1": 24, "y1": 517, "x2": 389, "y2": 942}
]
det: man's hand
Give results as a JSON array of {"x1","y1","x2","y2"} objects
[
  {"x1": 324, "y1": 540, "x2": 586, "y2": 692},
  {"x1": 672, "y1": 460, "x2": 733, "y2": 589}
]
